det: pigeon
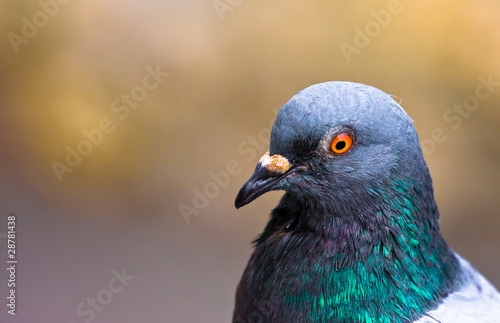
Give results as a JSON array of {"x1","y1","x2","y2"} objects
[{"x1": 233, "y1": 82, "x2": 500, "y2": 323}]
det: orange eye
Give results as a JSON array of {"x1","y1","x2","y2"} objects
[{"x1": 330, "y1": 133, "x2": 353, "y2": 154}]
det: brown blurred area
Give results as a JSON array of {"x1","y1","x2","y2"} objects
[{"x1": 0, "y1": 1, "x2": 499, "y2": 322}]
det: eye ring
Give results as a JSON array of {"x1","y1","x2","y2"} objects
[{"x1": 330, "y1": 133, "x2": 353, "y2": 154}]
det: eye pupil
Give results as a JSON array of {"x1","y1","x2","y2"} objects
[{"x1": 335, "y1": 141, "x2": 346, "y2": 150}]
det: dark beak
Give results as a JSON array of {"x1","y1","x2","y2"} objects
[{"x1": 234, "y1": 162, "x2": 305, "y2": 209}]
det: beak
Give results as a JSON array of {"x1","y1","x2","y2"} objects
[{"x1": 234, "y1": 152, "x2": 304, "y2": 209}]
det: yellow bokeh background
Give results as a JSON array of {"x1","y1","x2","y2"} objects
[{"x1": 0, "y1": 1, "x2": 499, "y2": 322}]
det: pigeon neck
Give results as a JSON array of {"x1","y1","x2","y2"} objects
[{"x1": 262, "y1": 178, "x2": 462, "y2": 322}]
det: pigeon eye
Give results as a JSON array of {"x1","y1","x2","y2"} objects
[{"x1": 330, "y1": 133, "x2": 353, "y2": 154}]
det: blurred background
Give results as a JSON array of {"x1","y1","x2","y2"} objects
[{"x1": 0, "y1": 0, "x2": 499, "y2": 322}]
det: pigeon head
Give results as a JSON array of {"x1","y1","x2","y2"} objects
[
  {"x1": 235, "y1": 81, "x2": 430, "y2": 216},
  {"x1": 232, "y1": 81, "x2": 500, "y2": 322},
  {"x1": 233, "y1": 82, "x2": 466, "y2": 322}
]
